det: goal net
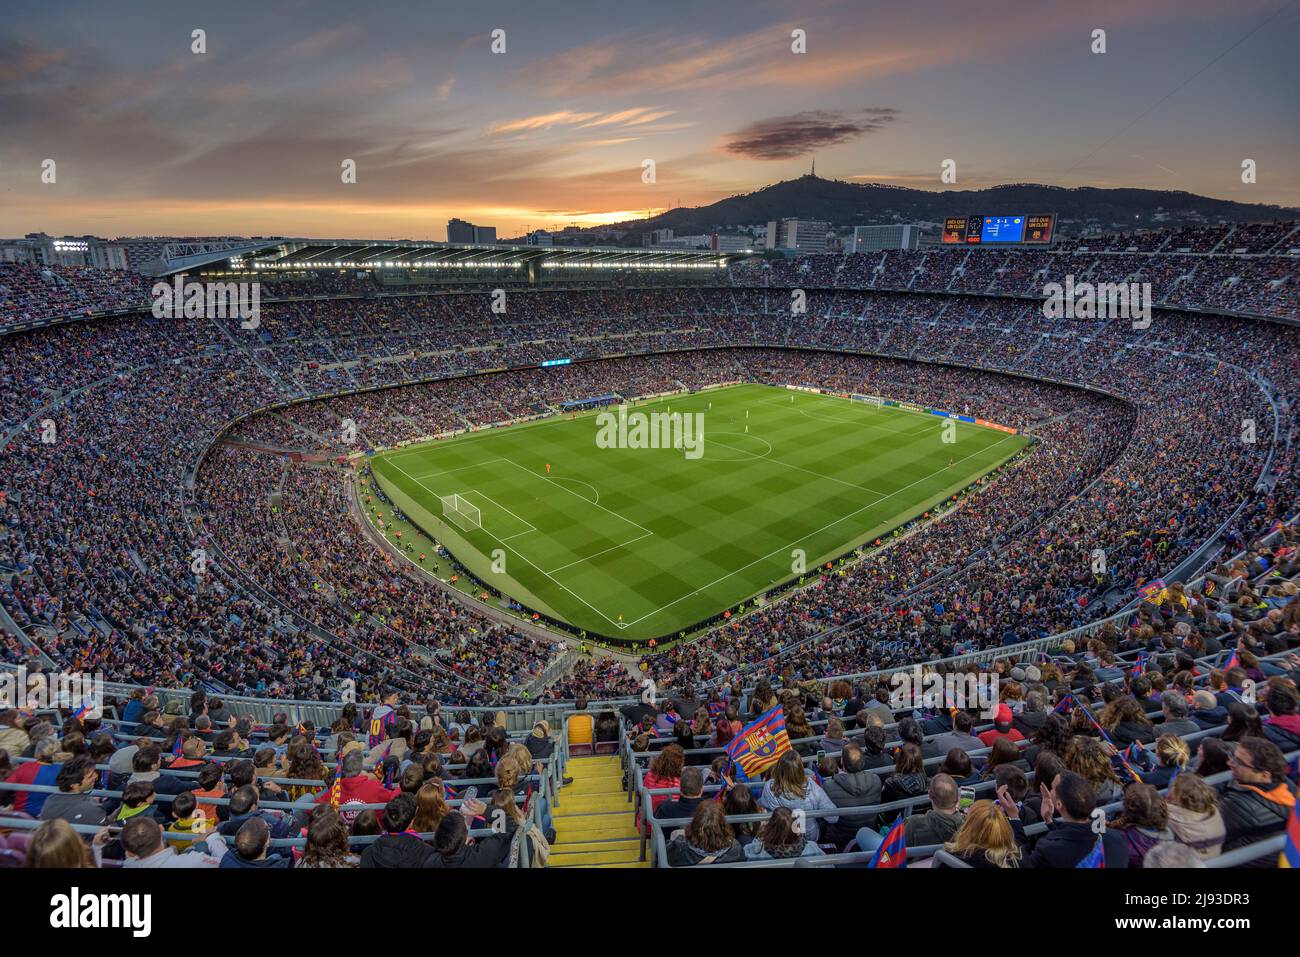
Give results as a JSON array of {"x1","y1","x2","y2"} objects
[{"x1": 440, "y1": 493, "x2": 481, "y2": 532}]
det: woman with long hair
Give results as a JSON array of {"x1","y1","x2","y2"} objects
[
  {"x1": 1064, "y1": 736, "x2": 1124, "y2": 804},
  {"x1": 744, "y1": 806, "x2": 824, "y2": 860},
  {"x1": 1100, "y1": 697, "x2": 1156, "y2": 747},
  {"x1": 1222, "y1": 702, "x2": 1263, "y2": 742},
  {"x1": 24, "y1": 818, "x2": 96, "y2": 868},
  {"x1": 939, "y1": 748, "x2": 981, "y2": 786},
  {"x1": 298, "y1": 808, "x2": 358, "y2": 868},
  {"x1": 412, "y1": 779, "x2": 450, "y2": 834},
  {"x1": 723, "y1": 784, "x2": 760, "y2": 846},
  {"x1": 981, "y1": 737, "x2": 1026, "y2": 778},
  {"x1": 940, "y1": 798, "x2": 1021, "y2": 868},
  {"x1": 280, "y1": 737, "x2": 327, "y2": 801},
  {"x1": 1165, "y1": 772, "x2": 1225, "y2": 860},
  {"x1": 641, "y1": 744, "x2": 685, "y2": 833},
  {"x1": 1111, "y1": 783, "x2": 1174, "y2": 867},
  {"x1": 881, "y1": 743, "x2": 928, "y2": 803},
  {"x1": 1024, "y1": 712, "x2": 1072, "y2": 768},
  {"x1": 1194, "y1": 737, "x2": 1232, "y2": 777},
  {"x1": 665, "y1": 799, "x2": 743, "y2": 866},
  {"x1": 757, "y1": 750, "x2": 837, "y2": 843}
]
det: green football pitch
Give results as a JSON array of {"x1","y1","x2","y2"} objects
[{"x1": 368, "y1": 383, "x2": 1030, "y2": 643}]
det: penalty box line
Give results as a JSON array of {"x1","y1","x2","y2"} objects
[{"x1": 385, "y1": 457, "x2": 628, "y2": 631}]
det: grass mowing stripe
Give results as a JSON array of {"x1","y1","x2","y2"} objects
[{"x1": 369, "y1": 383, "x2": 1030, "y2": 642}]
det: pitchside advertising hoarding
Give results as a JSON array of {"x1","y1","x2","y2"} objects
[{"x1": 942, "y1": 213, "x2": 1054, "y2": 245}]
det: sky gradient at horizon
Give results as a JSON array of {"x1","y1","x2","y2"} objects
[{"x1": 1, "y1": 0, "x2": 1297, "y2": 239}]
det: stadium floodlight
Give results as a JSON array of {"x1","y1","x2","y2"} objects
[{"x1": 440, "y1": 493, "x2": 482, "y2": 532}]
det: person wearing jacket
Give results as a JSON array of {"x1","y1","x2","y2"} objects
[
  {"x1": 903, "y1": 774, "x2": 965, "y2": 848},
  {"x1": 1219, "y1": 736, "x2": 1298, "y2": 861},
  {"x1": 1111, "y1": 783, "x2": 1174, "y2": 867},
  {"x1": 425, "y1": 806, "x2": 513, "y2": 868},
  {"x1": 658, "y1": 766, "x2": 705, "y2": 824},
  {"x1": 219, "y1": 816, "x2": 292, "y2": 868},
  {"x1": 666, "y1": 800, "x2": 744, "y2": 866},
  {"x1": 122, "y1": 816, "x2": 227, "y2": 868},
  {"x1": 38, "y1": 754, "x2": 106, "y2": 827},
  {"x1": 1261, "y1": 683, "x2": 1300, "y2": 752},
  {"x1": 936, "y1": 798, "x2": 1022, "y2": 868},
  {"x1": 1140, "y1": 735, "x2": 1190, "y2": 790},
  {"x1": 1190, "y1": 690, "x2": 1229, "y2": 729},
  {"x1": 1151, "y1": 692, "x2": 1201, "y2": 739},
  {"x1": 881, "y1": 743, "x2": 929, "y2": 804},
  {"x1": 757, "y1": 750, "x2": 837, "y2": 843},
  {"x1": 925, "y1": 711, "x2": 985, "y2": 757},
  {"x1": 999, "y1": 772, "x2": 1130, "y2": 867},
  {"x1": 820, "y1": 744, "x2": 883, "y2": 848},
  {"x1": 312, "y1": 750, "x2": 398, "y2": 826},
  {"x1": 360, "y1": 793, "x2": 437, "y2": 868},
  {"x1": 1165, "y1": 773, "x2": 1225, "y2": 860},
  {"x1": 744, "y1": 807, "x2": 825, "y2": 860},
  {"x1": 218, "y1": 785, "x2": 299, "y2": 842}
]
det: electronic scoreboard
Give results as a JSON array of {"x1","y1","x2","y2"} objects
[{"x1": 941, "y1": 213, "x2": 1054, "y2": 245}]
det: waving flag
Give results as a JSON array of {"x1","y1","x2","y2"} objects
[
  {"x1": 1223, "y1": 649, "x2": 1241, "y2": 671},
  {"x1": 1130, "y1": 653, "x2": 1146, "y2": 678},
  {"x1": 1052, "y1": 695, "x2": 1075, "y2": 716},
  {"x1": 1137, "y1": 579, "x2": 1166, "y2": 605},
  {"x1": 1077, "y1": 834, "x2": 1106, "y2": 868},
  {"x1": 707, "y1": 700, "x2": 727, "y2": 719},
  {"x1": 724, "y1": 705, "x2": 791, "y2": 780},
  {"x1": 868, "y1": 814, "x2": 907, "y2": 868},
  {"x1": 328, "y1": 753, "x2": 344, "y2": 809},
  {"x1": 1281, "y1": 800, "x2": 1300, "y2": 868}
]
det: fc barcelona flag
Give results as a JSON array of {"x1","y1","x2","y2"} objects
[
  {"x1": 1137, "y1": 578, "x2": 1166, "y2": 605},
  {"x1": 1077, "y1": 834, "x2": 1106, "y2": 868},
  {"x1": 868, "y1": 814, "x2": 907, "y2": 868},
  {"x1": 1223, "y1": 649, "x2": 1241, "y2": 672},
  {"x1": 724, "y1": 705, "x2": 792, "y2": 780},
  {"x1": 1280, "y1": 799, "x2": 1300, "y2": 868}
]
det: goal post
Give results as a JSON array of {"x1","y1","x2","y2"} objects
[{"x1": 440, "y1": 493, "x2": 481, "y2": 532}]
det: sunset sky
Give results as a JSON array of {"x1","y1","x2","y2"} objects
[{"x1": 1, "y1": 0, "x2": 1297, "y2": 240}]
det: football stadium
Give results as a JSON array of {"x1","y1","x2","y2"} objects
[{"x1": 0, "y1": 0, "x2": 1298, "y2": 929}]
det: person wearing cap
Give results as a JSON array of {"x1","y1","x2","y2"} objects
[{"x1": 978, "y1": 705, "x2": 1025, "y2": 748}]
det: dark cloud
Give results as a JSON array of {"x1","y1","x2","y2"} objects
[{"x1": 721, "y1": 108, "x2": 899, "y2": 160}]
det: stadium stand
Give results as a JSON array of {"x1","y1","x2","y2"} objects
[{"x1": 1, "y1": 220, "x2": 1298, "y2": 868}]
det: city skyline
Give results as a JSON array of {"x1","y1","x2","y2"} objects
[{"x1": 2, "y1": 0, "x2": 1297, "y2": 239}]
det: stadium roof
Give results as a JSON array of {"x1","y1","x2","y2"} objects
[{"x1": 155, "y1": 238, "x2": 745, "y2": 276}]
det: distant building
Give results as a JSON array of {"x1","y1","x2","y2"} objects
[
  {"x1": 447, "y1": 219, "x2": 497, "y2": 244},
  {"x1": 523, "y1": 230, "x2": 553, "y2": 246},
  {"x1": 711, "y1": 233, "x2": 755, "y2": 252},
  {"x1": 851, "y1": 224, "x2": 922, "y2": 253},
  {"x1": 766, "y1": 218, "x2": 829, "y2": 253},
  {"x1": 0, "y1": 233, "x2": 129, "y2": 269}
]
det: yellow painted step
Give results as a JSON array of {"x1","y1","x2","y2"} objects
[
  {"x1": 547, "y1": 838, "x2": 639, "y2": 854},
  {"x1": 567, "y1": 757, "x2": 621, "y2": 774},
  {"x1": 596, "y1": 860, "x2": 650, "y2": 868},
  {"x1": 549, "y1": 848, "x2": 643, "y2": 866},
  {"x1": 565, "y1": 778, "x2": 626, "y2": 797},
  {"x1": 554, "y1": 822, "x2": 641, "y2": 842},
  {"x1": 555, "y1": 796, "x2": 629, "y2": 816}
]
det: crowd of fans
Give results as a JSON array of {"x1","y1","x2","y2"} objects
[
  {"x1": 633, "y1": 595, "x2": 1300, "y2": 866},
  {"x1": 0, "y1": 220, "x2": 1296, "y2": 712},
  {"x1": 0, "y1": 688, "x2": 558, "y2": 868}
]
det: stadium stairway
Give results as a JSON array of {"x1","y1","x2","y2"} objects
[{"x1": 548, "y1": 755, "x2": 646, "y2": 868}]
